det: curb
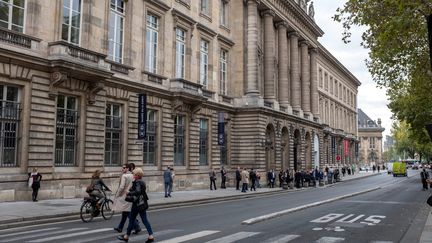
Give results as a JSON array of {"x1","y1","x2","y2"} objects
[
  {"x1": 0, "y1": 173, "x2": 382, "y2": 229},
  {"x1": 241, "y1": 186, "x2": 381, "y2": 225}
]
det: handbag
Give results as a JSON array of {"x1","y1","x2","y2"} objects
[
  {"x1": 125, "y1": 194, "x2": 138, "y2": 203},
  {"x1": 85, "y1": 184, "x2": 94, "y2": 193},
  {"x1": 427, "y1": 195, "x2": 432, "y2": 207},
  {"x1": 137, "y1": 192, "x2": 149, "y2": 212}
]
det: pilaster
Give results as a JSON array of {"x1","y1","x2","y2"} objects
[
  {"x1": 310, "y1": 47, "x2": 319, "y2": 119},
  {"x1": 289, "y1": 31, "x2": 301, "y2": 114},
  {"x1": 277, "y1": 21, "x2": 290, "y2": 110},
  {"x1": 245, "y1": 0, "x2": 260, "y2": 96},
  {"x1": 300, "y1": 40, "x2": 311, "y2": 116},
  {"x1": 262, "y1": 9, "x2": 276, "y2": 101}
]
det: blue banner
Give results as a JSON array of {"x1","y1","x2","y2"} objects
[
  {"x1": 218, "y1": 112, "x2": 225, "y2": 146},
  {"x1": 138, "y1": 94, "x2": 147, "y2": 140}
]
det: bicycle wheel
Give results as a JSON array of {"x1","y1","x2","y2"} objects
[
  {"x1": 101, "y1": 199, "x2": 114, "y2": 220},
  {"x1": 80, "y1": 201, "x2": 94, "y2": 222}
]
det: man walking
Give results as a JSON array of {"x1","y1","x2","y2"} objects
[
  {"x1": 209, "y1": 169, "x2": 217, "y2": 190},
  {"x1": 241, "y1": 168, "x2": 249, "y2": 192},
  {"x1": 250, "y1": 168, "x2": 257, "y2": 191},
  {"x1": 163, "y1": 166, "x2": 172, "y2": 197},
  {"x1": 235, "y1": 166, "x2": 241, "y2": 190},
  {"x1": 421, "y1": 168, "x2": 429, "y2": 191},
  {"x1": 220, "y1": 166, "x2": 227, "y2": 189}
]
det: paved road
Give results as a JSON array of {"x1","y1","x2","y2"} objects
[{"x1": 0, "y1": 170, "x2": 427, "y2": 243}]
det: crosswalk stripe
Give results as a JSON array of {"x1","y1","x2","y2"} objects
[
  {"x1": 261, "y1": 234, "x2": 300, "y2": 243},
  {"x1": 0, "y1": 228, "x2": 60, "y2": 238},
  {"x1": 204, "y1": 232, "x2": 260, "y2": 243},
  {"x1": 0, "y1": 228, "x2": 86, "y2": 243},
  {"x1": 79, "y1": 229, "x2": 182, "y2": 243},
  {"x1": 315, "y1": 237, "x2": 345, "y2": 243},
  {"x1": 27, "y1": 228, "x2": 112, "y2": 243},
  {"x1": 158, "y1": 230, "x2": 219, "y2": 243}
]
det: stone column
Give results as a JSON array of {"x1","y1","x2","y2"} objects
[
  {"x1": 300, "y1": 40, "x2": 310, "y2": 115},
  {"x1": 289, "y1": 32, "x2": 301, "y2": 113},
  {"x1": 262, "y1": 9, "x2": 276, "y2": 101},
  {"x1": 277, "y1": 21, "x2": 290, "y2": 108},
  {"x1": 310, "y1": 47, "x2": 319, "y2": 119},
  {"x1": 245, "y1": 0, "x2": 260, "y2": 96}
]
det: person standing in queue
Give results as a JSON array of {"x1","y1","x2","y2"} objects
[
  {"x1": 28, "y1": 168, "x2": 42, "y2": 202},
  {"x1": 220, "y1": 166, "x2": 227, "y2": 189}
]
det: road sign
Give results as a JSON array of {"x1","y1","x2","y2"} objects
[{"x1": 336, "y1": 155, "x2": 341, "y2": 161}]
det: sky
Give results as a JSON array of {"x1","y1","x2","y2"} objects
[{"x1": 313, "y1": 0, "x2": 393, "y2": 138}]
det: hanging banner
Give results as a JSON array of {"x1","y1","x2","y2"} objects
[
  {"x1": 138, "y1": 94, "x2": 147, "y2": 140},
  {"x1": 331, "y1": 136, "x2": 336, "y2": 154},
  {"x1": 355, "y1": 143, "x2": 359, "y2": 157},
  {"x1": 217, "y1": 112, "x2": 225, "y2": 146},
  {"x1": 344, "y1": 139, "x2": 349, "y2": 156}
]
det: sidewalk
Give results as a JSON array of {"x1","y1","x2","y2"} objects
[{"x1": 0, "y1": 171, "x2": 382, "y2": 229}]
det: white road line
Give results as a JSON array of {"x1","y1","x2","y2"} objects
[
  {"x1": 261, "y1": 234, "x2": 300, "y2": 243},
  {"x1": 27, "y1": 228, "x2": 112, "y2": 243},
  {"x1": 315, "y1": 237, "x2": 345, "y2": 243},
  {"x1": 370, "y1": 241, "x2": 393, "y2": 243},
  {"x1": 0, "y1": 228, "x2": 60, "y2": 238},
  {"x1": 204, "y1": 231, "x2": 260, "y2": 243},
  {"x1": 91, "y1": 229, "x2": 182, "y2": 243},
  {"x1": 158, "y1": 230, "x2": 219, "y2": 243},
  {"x1": 0, "y1": 228, "x2": 86, "y2": 243},
  {"x1": 241, "y1": 187, "x2": 381, "y2": 225}
]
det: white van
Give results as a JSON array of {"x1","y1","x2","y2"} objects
[{"x1": 386, "y1": 162, "x2": 394, "y2": 174}]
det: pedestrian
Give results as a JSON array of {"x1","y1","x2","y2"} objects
[
  {"x1": 378, "y1": 165, "x2": 380, "y2": 173},
  {"x1": 269, "y1": 169, "x2": 276, "y2": 188},
  {"x1": 421, "y1": 169, "x2": 429, "y2": 191},
  {"x1": 209, "y1": 169, "x2": 217, "y2": 190},
  {"x1": 117, "y1": 168, "x2": 154, "y2": 243},
  {"x1": 235, "y1": 166, "x2": 241, "y2": 190},
  {"x1": 113, "y1": 163, "x2": 141, "y2": 234},
  {"x1": 249, "y1": 168, "x2": 257, "y2": 191},
  {"x1": 28, "y1": 168, "x2": 42, "y2": 202},
  {"x1": 220, "y1": 166, "x2": 227, "y2": 189},
  {"x1": 163, "y1": 166, "x2": 172, "y2": 197},
  {"x1": 256, "y1": 171, "x2": 261, "y2": 188},
  {"x1": 373, "y1": 165, "x2": 376, "y2": 173},
  {"x1": 169, "y1": 167, "x2": 175, "y2": 195},
  {"x1": 241, "y1": 168, "x2": 249, "y2": 192},
  {"x1": 87, "y1": 170, "x2": 111, "y2": 207},
  {"x1": 278, "y1": 170, "x2": 284, "y2": 187}
]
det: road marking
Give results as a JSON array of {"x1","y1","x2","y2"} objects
[
  {"x1": 261, "y1": 234, "x2": 300, "y2": 243},
  {"x1": 27, "y1": 228, "x2": 112, "y2": 242},
  {"x1": 158, "y1": 230, "x2": 219, "y2": 243},
  {"x1": 204, "y1": 232, "x2": 260, "y2": 243},
  {"x1": 98, "y1": 229, "x2": 182, "y2": 243},
  {"x1": 0, "y1": 228, "x2": 86, "y2": 243},
  {"x1": 310, "y1": 213, "x2": 386, "y2": 226},
  {"x1": 370, "y1": 241, "x2": 393, "y2": 243},
  {"x1": 241, "y1": 187, "x2": 380, "y2": 225},
  {"x1": 315, "y1": 236, "x2": 345, "y2": 243},
  {"x1": 0, "y1": 227, "x2": 60, "y2": 238},
  {"x1": 336, "y1": 214, "x2": 365, "y2": 223}
]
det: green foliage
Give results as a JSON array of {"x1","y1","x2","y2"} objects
[{"x1": 334, "y1": 0, "x2": 432, "y2": 156}]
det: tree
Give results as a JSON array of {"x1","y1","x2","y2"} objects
[{"x1": 334, "y1": 1, "x2": 432, "y2": 150}]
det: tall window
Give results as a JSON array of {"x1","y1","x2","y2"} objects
[
  {"x1": 219, "y1": 49, "x2": 227, "y2": 95},
  {"x1": 219, "y1": 0, "x2": 228, "y2": 26},
  {"x1": 55, "y1": 95, "x2": 78, "y2": 166},
  {"x1": 200, "y1": 39, "x2": 209, "y2": 88},
  {"x1": 105, "y1": 103, "x2": 121, "y2": 166},
  {"x1": 0, "y1": 85, "x2": 20, "y2": 167},
  {"x1": 325, "y1": 73, "x2": 328, "y2": 91},
  {"x1": 369, "y1": 137, "x2": 376, "y2": 149},
  {"x1": 0, "y1": 0, "x2": 25, "y2": 32},
  {"x1": 62, "y1": 0, "x2": 81, "y2": 45},
  {"x1": 318, "y1": 69, "x2": 323, "y2": 88},
  {"x1": 200, "y1": 0, "x2": 209, "y2": 15},
  {"x1": 145, "y1": 13, "x2": 158, "y2": 73},
  {"x1": 175, "y1": 28, "x2": 186, "y2": 78},
  {"x1": 199, "y1": 119, "x2": 208, "y2": 165},
  {"x1": 108, "y1": 0, "x2": 124, "y2": 63},
  {"x1": 143, "y1": 110, "x2": 157, "y2": 165},
  {"x1": 174, "y1": 115, "x2": 185, "y2": 166}
]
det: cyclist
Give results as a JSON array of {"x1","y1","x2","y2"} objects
[{"x1": 88, "y1": 170, "x2": 111, "y2": 207}]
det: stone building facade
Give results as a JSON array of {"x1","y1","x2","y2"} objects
[
  {"x1": 0, "y1": 0, "x2": 360, "y2": 201},
  {"x1": 357, "y1": 109, "x2": 385, "y2": 167}
]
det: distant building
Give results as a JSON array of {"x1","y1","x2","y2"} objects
[
  {"x1": 357, "y1": 109, "x2": 385, "y2": 166},
  {"x1": 383, "y1": 135, "x2": 394, "y2": 152}
]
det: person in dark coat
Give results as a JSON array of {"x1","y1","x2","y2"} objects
[
  {"x1": 421, "y1": 169, "x2": 429, "y2": 190},
  {"x1": 28, "y1": 168, "x2": 42, "y2": 202},
  {"x1": 235, "y1": 167, "x2": 241, "y2": 190},
  {"x1": 249, "y1": 168, "x2": 257, "y2": 191},
  {"x1": 220, "y1": 166, "x2": 227, "y2": 189},
  {"x1": 209, "y1": 169, "x2": 217, "y2": 190},
  {"x1": 163, "y1": 166, "x2": 172, "y2": 198}
]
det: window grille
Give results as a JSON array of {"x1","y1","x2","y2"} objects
[
  {"x1": 105, "y1": 103, "x2": 122, "y2": 166},
  {"x1": 143, "y1": 110, "x2": 157, "y2": 165},
  {"x1": 55, "y1": 95, "x2": 78, "y2": 166},
  {"x1": 0, "y1": 85, "x2": 20, "y2": 167}
]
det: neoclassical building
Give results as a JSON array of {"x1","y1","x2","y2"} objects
[
  {"x1": 357, "y1": 109, "x2": 384, "y2": 167},
  {"x1": 0, "y1": 0, "x2": 360, "y2": 201}
]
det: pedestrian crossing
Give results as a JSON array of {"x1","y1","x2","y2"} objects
[{"x1": 0, "y1": 226, "x2": 394, "y2": 243}]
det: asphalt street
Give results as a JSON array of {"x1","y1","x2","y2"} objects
[{"x1": 0, "y1": 170, "x2": 428, "y2": 243}]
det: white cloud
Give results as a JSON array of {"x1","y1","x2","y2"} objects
[{"x1": 315, "y1": 0, "x2": 392, "y2": 137}]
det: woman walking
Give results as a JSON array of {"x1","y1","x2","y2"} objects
[
  {"x1": 117, "y1": 168, "x2": 154, "y2": 242},
  {"x1": 28, "y1": 168, "x2": 42, "y2": 202},
  {"x1": 113, "y1": 163, "x2": 141, "y2": 234}
]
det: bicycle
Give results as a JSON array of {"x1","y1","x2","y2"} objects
[{"x1": 80, "y1": 189, "x2": 114, "y2": 222}]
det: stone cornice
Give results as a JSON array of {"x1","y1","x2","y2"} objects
[
  {"x1": 261, "y1": 9, "x2": 276, "y2": 18},
  {"x1": 317, "y1": 43, "x2": 361, "y2": 87},
  {"x1": 147, "y1": 0, "x2": 170, "y2": 12},
  {"x1": 171, "y1": 9, "x2": 197, "y2": 28},
  {"x1": 217, "y1": 34, "x2": 235, "y2": 46},
  {"x1": 196, "y1": 23, "x2": 217, "y2": 37},
  {"x1": 275, "y1": 21, "x2": 288, "y2": 29}
]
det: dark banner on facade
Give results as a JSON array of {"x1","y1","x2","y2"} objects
[
  {"x1": 344, "y1": 139, "x2": 349, "y2": 156},
  {"x1": 138, "y1": 94, "x2": 147, "y2": 140},
  {"x1": 355, "y1": 143, "x2": 359, "y2": 158},
  {"x1": 331, "y1": 136, "x2": 336, "y2": 154},
  {"x1": 218, "y1": 112, "x2": 224, "y2": 146}
]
